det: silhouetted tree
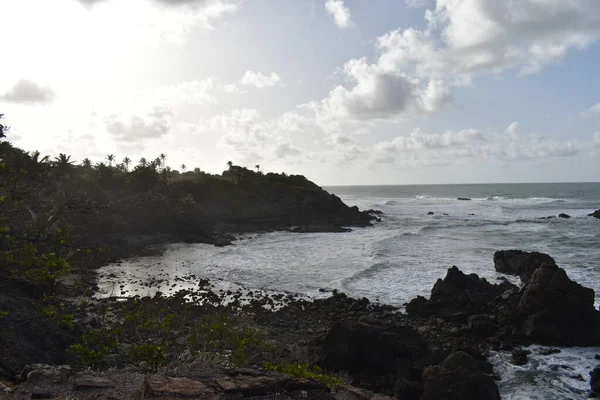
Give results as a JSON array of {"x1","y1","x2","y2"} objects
[
  {"x1": 0, "y1": 114, "x2": 7, "y2": 139},
  {"x1": 255, "y1": 164, "x2": 260, "y2": 173},
  {"x1": 227, "y1": 160, "x2": 233, "y2": 170},
  {"x1": 181, "y1": 164, "x2": 186, "y2": 172},
  {"x1": 159, "y1": 153, "x2": 166, "y2": 167},
  {"x1": 194, "y1": 167, "x2": 201, "y2": 174},
  {"x1": 106, "y1": 154, "x2": 115, "y2": 167},
  {"x1": 81, "y1": 158, "x2": 92, "y2": 168},
  {"x1": 139, "y1": 157, "x2": 147, "y2": 167},
  {"x1": 123, "y1": 157, "x2": 131, "y2": 171}
]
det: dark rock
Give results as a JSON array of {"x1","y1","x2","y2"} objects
[
  {"x1": 516, "y1": 264, "x2": 600, "y2": 346},
  {"x1": 511, "y1": 348, "x2": 531, "y2": 366},
  {"x1": 320, "y1": 321, "x2": 427, "y2": 397},
  {"x1": 406, "y1": 266, "x2": 515, "y2": 321},
  {"x1": 364, "y1": 209, "x2": 384, "y2": 216},
  {"x1": 589, "y1": 209, "x2": 600, "y2": 219},
  {"x1": 421, "y1": 351, "x2": 500, "y2": 400},
  {"x1": 539, "y1": 348, "x2": 561, "y2": 356},
  {"x1": 595, "y1": 354, "x2": 600, "y2": 361},
  {"x1": 558, "y1": 213, "x2": 571, "y2": 219},
  {"x1": 590, "y1": 366, "x2": 600, "y2": 397},
  {"x1": 467, "y1": 314, "x2": 494, "y2": 334},
  {"x1": 427, "y1": 212, "x2": 434, "y2": 215},
  {"x1": 494, "y1": 250, "x2": 557, "y2": 283},
  {"x1": 457, "y1": 198, "x2": 472, "y2": 201}
]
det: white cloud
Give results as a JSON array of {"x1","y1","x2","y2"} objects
[
  {"x1": 505, "y1": 121, "x2": 521, "y2": 139},
  {"x1": 1, "y1": 79, "x2": 56, "y2": 104},
  {"x1": 240, "y1": 71, "x2": 282, "y2": 89},
  {"x1": 105, "y1": 106, "x2": 174, "y2": 142},
  {"x1": 582, "y1": 103, "x2": 600, "y2": 116},
  {"x1": 318, "y1": 57, "x2": 453, "y2": 120},
  {"x1": 376, "y1": 0, "x2": 600, "y2": 80},
  {"x1": 325, "y1": 0, "x2": 352, "y2": 28}
]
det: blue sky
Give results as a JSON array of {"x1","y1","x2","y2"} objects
[{"x1": 1, "y1": 0, "x2": 599, "y2": 184}]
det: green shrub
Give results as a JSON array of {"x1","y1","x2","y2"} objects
[{"x1": 263, "y1": 362, "x2": 344, "y2": 388}]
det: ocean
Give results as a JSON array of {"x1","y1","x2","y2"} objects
[{"x1": 97, "y1": 182, "x2": 600, "y2": 399}]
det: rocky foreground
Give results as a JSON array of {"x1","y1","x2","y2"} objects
[{"x1": 2, "y1": 250, "x2": 600, "y2": 399}]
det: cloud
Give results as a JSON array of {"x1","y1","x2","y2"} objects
[
  {"x1": 505, "y1": 121, "x2": 521, "y2": 139},
  {"x1": 240, "y1": 71, "x2": 282, "y2": 89},
  {"x1": 1, "y1": 79, "x2": 56, "y2": 104},
  {"x1": 377, "y1": 0, "x2": 600, "y2": 80},
  {"x1": 207, "y1": 109, "x2": 302, "y2": 164},
  {"x1": 105, "y1": 106, "x2": 174, "y2": 142},
  {"x1": 318, "y1": 57, "x2": 453, "y2": 120},
  {"x1": 325, "y1": 0, "x2": 352, "y2": 28},
  {"x1": 594, "y1": 132, "x2": 600, "y2": 147},
  {"x1": 582, "y1": 103, "x2": 600, "y2": 116}
]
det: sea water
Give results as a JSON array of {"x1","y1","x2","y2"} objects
[{"x1": 97, "y1": 182, "x2": 600, "y2": 399}]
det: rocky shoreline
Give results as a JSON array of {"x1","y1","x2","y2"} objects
[{"x1": 2, "y1": 249, "x2": 600, "y2": 399}]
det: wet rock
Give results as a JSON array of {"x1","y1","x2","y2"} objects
[
  {"x1": 427, "y1": 212, "x2": 434, "y2": 215},
  {"x1": 590, "y1": 366, "x2": 600, "y2": 397},
  {"x1": 406, "y1": 266, "x2": 514, "y2": 322},
  {"x1": 589, "y1": 209, "x2": 600, "y2": 219},
  {"x1": 494, "y1": 250, "x2": 557, "y2": 283},
  {"x1": 558, "y1": 213, "x2": 571, "y2": 219},
  {"x1": 457, "y1": 198, "x2": 472, "y2": 201},
  {"x1": 467, "y1": 314, "x2": 494, "y2": 334},
  {"x1": 539, "y1": 348, "x2": 561, "y2": 356},
  {"x1": 517, "y1": 264, "x2": 600, "y2": 346},
  {"x1": 334, "y1": 385, "x2": 395, "y2": 399},
  {"x1": 511, "y1": 348, "x2": 531, "y2": 366},
  {"x1": 421, "y1": 351, "x2": 500, "y2": 400}
]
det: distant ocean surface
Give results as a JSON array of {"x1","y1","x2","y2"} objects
[{"x1": 98, "y1": 182, "x2": 600, "y2": 399}]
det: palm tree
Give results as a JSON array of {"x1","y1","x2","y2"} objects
[
  {"x1": 54, "y1": 153, "x2": 74, "y2": 167},
  {"x1": 81, "y1": 158, "x2": 92, "y2": 168},
  {"x1": 194, "y1": 167, "x2": 201, "y2": 174},
  {"x1": 139, "y1": 157, "x2": 147, "y2": 167},
  {"x1": 106, "y1": 154, "x2": 115, "y2": 167},
  {"x1": 227, "y1": 160, "x2": 233, "y2": 170},
  {"x1": 159, "y1": 153, "x2": 166, "y2": 167},
  {"x1": 123, "y1": 157, "x2": 131, "y2": 171},
  {"x1": 181, "y1": 164, "x2": 186, "y2": 172},
  {"x1": 255, "y1": 164, "x2": 260, "y2": 173}
]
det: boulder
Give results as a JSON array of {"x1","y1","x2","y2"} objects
[
  {"x1": 511, "y1": 348, "x2": 531, "y2": 366},
  {"x1": 320, "y1": 321, "x2": 427, "y2": 398},
  {"x1": 421, "y1": 351, "x2": 500, "y2": 400},
  {"x1": 427, "y1": 212, "x2": 434, "y2": 215},
  {"x1": 494, "y1": 250, "x2": 557, "y2": 283},
  {"x1": 516, "y1": 264, "x2": 600, "y2": 345},
  {"x1": 558, "y1": 213, "x2": 571, "y2": 219},
  {"x1": 591, "y1": 366, "x2": 600, "y2": 397},
  {"x1": 589, "y1": 209, "x2": 600, "y2": 219},
  {"x1": 406, "y1": 266, "x2": 515, "y2": 321}
]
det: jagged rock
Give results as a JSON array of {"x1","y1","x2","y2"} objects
[
  {"x1": 511, "y1": 348, "x2": 531, "y2": 366},
  {"x1": 73, "y1": 374, "x2": 116, "y2": 390},
  {"x1": 406, "y1": 266, "x2": 514, "y2": 322},
  {"x1": 558, "y1": 213, "x2": 571, "y2": 219},
  {"x1": 494, "y1": 250, "x2": 557, "y2": 283},
  {"x1": 320, "y1": 321, "x2": 427, "y2": 398},
  {"x1": 591, "y1": 366, "x2": 600, "y2": 397},
  {"x1": 457, "y1": 198, "x2": 472, "y2": 201},
  {"x1": 421, "y1": 351, "x2": 500, "y2": 400},
  {"x1": 516, "y1": 263, "x2": 600, "y2": 345},
  {"x1": 21, "y1": 364, "x2": 71, "y2": 385},
  {"x1": 589, "y1": 209, "x2": 600, "y2": 219}
]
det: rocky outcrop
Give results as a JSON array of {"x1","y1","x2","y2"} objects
[
  {"x1": 558, "y1": 213, "x2": 571, "y2": 219},
  {"x1": 493, "y1": 250, "x2": 557, "y2": 283},
  {"x1": 457, "y1": 198, "x2": 472, "y2": 201},
  {"x1": 320, "y1": 321, "x2": 428, "y2": 398},
  {"x1": 421, "y1": 351, "x2": 500, "y2": 400},
  {"x1": 406, "y1": 266, "x2": 515, "y2": 322},
  {"x1": 589, "y1": 209, "x2": 600, "y2": 219},
  {"x1": 516, "y1": 263, "x2": 600, "y2": 345},
  {"x1": 590, "y1": 365, "x2": 600, "y2": 397},
  {"x1": 5, "y1": 364, "x2": 373, "y2": 400}
]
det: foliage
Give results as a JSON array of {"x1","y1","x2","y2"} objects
[
  {"x1": 68, "y1": 327, "x2": 121, "y2": 368},
  {"x1": 188, "y1": 314, "x2": 270, "y2": 366},
  {"x1": 127, "y1": 343, "x2": 168, "y2": 371},
  {"x1": 262, "y1": 362, "x2": 344, "y2": 388}
]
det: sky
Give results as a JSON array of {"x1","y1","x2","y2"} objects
[{"x1": 1, "y1": 0, "x2": 599, "y2": 185}]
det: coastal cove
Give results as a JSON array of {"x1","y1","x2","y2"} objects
[{"x1": 93, "y1": 182, "x2": 600, "y2": 399}]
